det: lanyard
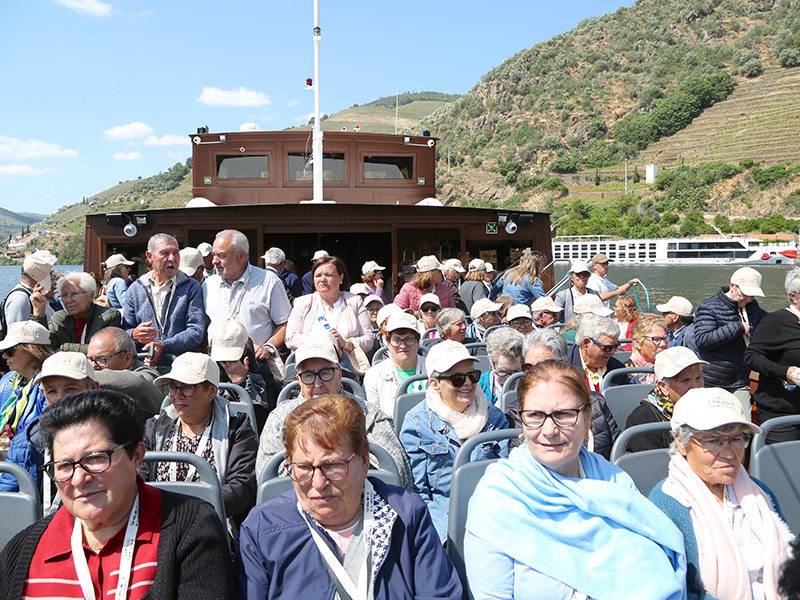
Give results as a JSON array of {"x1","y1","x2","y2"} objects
[
  {"x1": 300, "y1": 479, "x2": 375, "y2": 600},
  {"x1": 225, "y1": 269, "x2": 252, "y2": 321},
  {"x1": 71, "y1": 492, "x2": 140, "y2": 600},
  {"x1": 147, "y1": 277, "x2": 176, "y2": 338},
  {"x1": 319, "y1": 294, "x2": 345, "y2": 332},
  {"x1": 168, "y1": 416, "x2": 213, "y2": 482},
  {"x1": 43, "y1": 447, "x2": 53, "y2": 512}
]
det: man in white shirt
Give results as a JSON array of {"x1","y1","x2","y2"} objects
[
  {"x1": 2, "y1": 250, "x2": 56, "y2": 335},
  {"x1": 203, "y1": 229, "x2": 292, "y2": 361},
  {"x1": 587, "y1": 253, "x2": 639, "y2": 308}
]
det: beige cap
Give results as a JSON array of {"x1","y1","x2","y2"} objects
[
  {"x1": 361, "y1": 260, "x2": 385, "y2": 275},
  {"x1": 312, "y1": 250, "x2": 329, "y2": 261},
  {"x1": 485, "y1": 262, "x2": 496, "y2": 273},
  {"x1": 376, "y1": 303, "x2": 403, "y2": 326},
  {"x1": 416, "y1": 255, "x2": 442, "y2": 273},
  {"x1": 295, "y1": 335, "x2": 339, "y2": 368},
  {"x1": 0, "y1": 321, "x2": 51, "y2": 350},
  {"x1": 443, "y1": 258, "x2": 466, "y2": 274},
  {"x1": 104, "y1": 254, "x2": 134, "y2": 269},
  {"x1": 506, "y1": 304, "x2": 533, "y2": 322},
  {"x1": 470, "y1": 298, "x2": 502, "y2": 320},
  {"x1": 731, "y1": 267, "x2": 764, "y2": 297},
  {"x1": 179, "y1": 247, "x2": 204, "y2": 277},
  {"x1": 426, "y1": 340, "x2": 478, "y2": 374},
  {"x1": 154, "y1": 352, "x2": 220, "y2": 387},
  {"x1": 656, "y1": 296, "x2": 693, "y2": 318},
  {"x1": 197, "y1": 242, "x2": 213, "y2": 257},
  {"x1": 23, "y1": 250, "x2": 57, "y2": 292},
  {"x1": 574, "y1": 294, "x2": 613, "y2": 317},
  {"x1": 349, "y1": 283, "x2": 370, "y2": 296},
  {"x1": 419, "y1": 292, "x2": 442, "y2": 308},
  {"x1": 591, "y1": 253, "x2": 612, "y2": 265},
  {"x1": 210, "y1": 319, "x2": 249, "y2": 362},
  {"x1": 654, "y1": 346, "x2": 708, "y2": 381},
  {"x1": 530, "y1": 296, "x2": 562, "y2": 314},
  {"x1": 468, "y1": 258, "x2": 486, "y2": 272},
  {"x1": 33, "y1": 352, "x2": 96, "y2": 385},
  {"x1": 364, "y1": 294, "x2": 384, "y2": 308},
  {"x1": 385, "y1": 312, "x2": 419, "y2": 333},
  {"x1": 671, "y1": 387, "x2": 761, "y2": 434},
  {"x1": 569, "y1": 260, "x2": 591, "y2": 275}
]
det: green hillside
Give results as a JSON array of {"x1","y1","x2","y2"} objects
[{"x1": 0, "y1": 207, "x2": 48, "y2": 240}]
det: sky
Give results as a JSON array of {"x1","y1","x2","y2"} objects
[{"x1": 0, "y1": 0, "x2": 634, "y2": 216}]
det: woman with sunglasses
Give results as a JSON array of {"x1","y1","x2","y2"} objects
[
  {"x1": 0, "y1": 390, "x2": 235, "y2": 599},
  {"x1": 143, "y1": 352, "x2": 258, "y2": 531},
  {"x1": 625, "y1": 313, "x2": 670, "y2": 385},
  {"x1": 416, "y1": 292, "x2": 441, "y2": 338},
  {"x1": 400, "y1": 340, "x2": 509, "y2": 542},
  {"x1": 650, "y1": 387, "x2": 792, "y2": 600},
  {"x1": 465, "y1": 360, "x2": 687, "y2": 600}
]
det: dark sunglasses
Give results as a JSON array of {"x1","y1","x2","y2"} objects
[
  {"x1": 437, "y1": 370, "x2": 481, "y2": 387},
  {"x1": 590, "y1": 338, "x2": 620, "y2": 353},
  {"x1": 420, "y1": 304, "x2": 440, "y2": 313},
  {"x1": 3, "y1": 346, "x2": 18, "y2": 357}
]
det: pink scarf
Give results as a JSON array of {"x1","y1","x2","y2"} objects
[{"x1": 667, "y1": 454, "x2": 792, "y2": 600}]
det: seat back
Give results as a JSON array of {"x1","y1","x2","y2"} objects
[
  {"x1": 218, "y1": 382, "x2": 254, "y2": 404},
  {"x1": 614, "y1": 350, "x2": 632, "y2": 364},
  {"x1": 751, "y1": 415, "x2": 800, "y2": 533},
  {"x1": 276, "y1": 380, "x2": 300, "y2": 405},
  {"x1": 371, "y1": 345, "x2": 390, "y2": 366},
  {"x1": 393, "y1": 392, "x2": 427, "y2": 435},
  {"x1": 218, "y1": 383, "x2": 258, "y2": 430},
  {"x1": 600, "y1": 367, "x2": 654, "y2": 393},
  {"x1": 601, "y1": 384, "x2": 654, "y2": 427},
  {"x1": 483, "y1": 324, "x2": 508, "y2": 339},
  {"x1": 499, "y1": 372, "x2": 524, "y2": 413},
  {"x1": 228, "y1": 401, "x2": 258, "y2": 432},
  {"x1": 283, "y1": 352, "x2": 297, "y2": 383},
  {"x1": 421, "y1": 337, "x2": 443, "y2": 350},
  {"x1": 342, "y1": 378, "x2": 367, "y2": 403},
  {"x1": 464, "y1": 343, "x2": 491, "y2": 373},
  {"x1": 0, "y1": 462, "x2": 42, "y2": 548},
  {"x1": 609, "y1": 422, "x2": 672, "y2": 495}
]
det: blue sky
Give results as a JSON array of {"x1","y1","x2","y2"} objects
[{"x1": 1, "y1": 0, "x2": 632, "y2": 216}]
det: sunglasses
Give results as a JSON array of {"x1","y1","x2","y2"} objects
[
  {"x1": 590, "y1": 338, "x2": 620, "y2": 353},
  {"x1": 420, "y1": 304, "x2": 440, "y2": 313},
  {"x1": 437, "y1": 369, "x2": 481, "y2": 387},
  {"x1": 3, "y1": 346, "x2": 17, "y2": 357}
]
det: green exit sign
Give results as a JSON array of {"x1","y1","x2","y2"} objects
[
  {"x1": 417, "y1": 177, "x2": 425, "y2": 185},
  {"x1": 486, "y1": 222, "x2": 498, "y2": 234},
  {"x1": 204, "y1": 176, "x2": 212, "y2": 184}
]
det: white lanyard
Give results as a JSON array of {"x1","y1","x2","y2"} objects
[
  {"x1": 150, "y1": 278, "x2": 176, "y2": 337},
  {"x1": 225, "y1": 269, "x2": 252, "y2": 321},
  {"x1": 168, "y1": 416, "x2": 213, "y2": 482},
  {"x1": 79, "y1": 323, "x2": 88, "y2": 344},
  {"x1": 71, "y1": 492, "x2": 140, "y2": 600},
  {"x1": 319, "y1": 294, "x2": 345, "y2": 332},
  {"x1": 300, "y1": 479, "x2": 375, "y2": 600}
]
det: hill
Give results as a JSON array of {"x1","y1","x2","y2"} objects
[{"x1": 0, "y1": 207, "x2": 48, "y2": 241}]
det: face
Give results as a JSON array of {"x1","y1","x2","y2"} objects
[
  {"x1": 661, "y1": 312, "x2": 680, "y2": 328},
  {"x1": 118, "y1": 265, "x2": 131, "y2": 278},
  {"x1": 53, "y1": 420, "x2": 144, "y2": 532},
  {"x1": 594, "y1": 261, "x2": 609, "y2": 277},
  {"x1": 521, "y1": 380, "x2": 590, "y2": 477},
  {"x1": 677, "y1": 425, "x2": 744, "y2": 494},
  {"x1": 212, "y1": 235, "x2": 248, "y2": 283},
  {"x1": 430, "y1": 359, "x2": 477, "y2": 413},
  {"x1": 419, "y1": 303, "x2": 440, "y2": 325},
  {"x1": 290, "y1": 434, "x2": 369, "y2": 530},
  {"x1": 636, "y1": 325, "x2": 669, "y2": 363},
  {"x1": 614, "y1": 303, "x2": 626, "y2": 321},
  {"x1": 314, "y1": 262, "x2": 344, "y2": 295},
  {"x1": 444, "y1": 269, "x2": 460, "y2": 282},
  {"x1": 42, "y1": 376, "x2": 93, "y2": 405},
  {"x1": 580, "y1": 333, "x2": 619, "y2": 369},
  {"x1": 366, "y1": 302, "x2": 381, "y2": 326},
  {"x1": 431, "y1": 269, "x2": 443, "y2": 284},
  {"x1": 387, "y1": 329, "x2": 419, "y2": 367},
  {"x1": 202, "y1": 254, "x2": 214, "y2": 270},
  {"x1": 493, "y1": 354, "x2": 522, "y2": 385},
  {"x1": 147, "y1": 240, "x2": 180, "y2": 281},
  {"x1": 4, "y1": 346, "x2": 36, "y2": 377},
  {"x1": 659, "y1": 363, "x2": 704, "y2": 405},
  {"x1": 729, "y1": 283, "x2": 753, "y2": 307},
  {"x1": 477, "y1": 310, "x2": 500, "y2": 329},
  {"x1": 509, "y1": 317, "x2": 533, "y2": 335},
  {"x1": 536, "y1": 311, "x2": 559, "y2": 327},
  {"x1": 87, "y1": 334, "x2": 131, "y2": 371},
  {"x1": 370, "y1": 271, "x2": 383, "y2": 286},
  {"x1": 297, "y1": 358, "x2": 341, "y2": 399},
  {"x1": 444, "y1": 318, "x2": 467, "y2": 343},
  {"x1": 571, "y1": 271, "x2": 590, "y2": 291},
  {"x1": 60, "y1": 280, "x2": 93, "y2": 318},
  {"x1": 167, "y1": 380, "x2": 216, "y2": 426}
]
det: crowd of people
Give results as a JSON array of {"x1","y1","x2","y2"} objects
[{"x1": 0, "y1": 238, "x2": 797, "y2": 599}]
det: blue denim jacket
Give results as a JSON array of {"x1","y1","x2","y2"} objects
[{"x1": 399, "y1": 396, "x2": 509, "y2": 542}]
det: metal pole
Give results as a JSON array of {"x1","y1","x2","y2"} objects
[
  {"x1": 624, "y1": 158, "x2": 628, "y2": 195},
  {"x1": 395, "y1": 87, "x2": 398, "y2": 135},
  {"x1": 312, "y1": 0, "x2": 323, "y2": 203}
]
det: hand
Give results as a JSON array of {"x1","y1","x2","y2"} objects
[
  {"x1": 143, "y1": 341, "x2": 163, "y2": 366},
  {"x1": 132, "y1": 321, "x2": 158, "y2": 345},
  {"x1": 30, "y1": 284, "x2": 47, "y2": 316},
  {"x1": 787, "y1": 366, "x2": 798, "y2": 383},
  {"x1": 743, "y1": 321, "x2": 751, "y2": 337},
  {"x1": 254, "y1": 344, "x2": 270, "y2": 361},
  {"x1": 221, "y1": 357, "x2": 249, "y2": 384},
  {"x1": 329, "y1": 328, "x2": 347, "y2": 349},
  {"x1": 375, "y1": 277, "x2": 384, "y2": 289}
]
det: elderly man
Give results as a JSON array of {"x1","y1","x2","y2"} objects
[
  {"x1": 530, "y1": 296, "x2": 562, "y2": 329},
  {"x1": 626, "y1": 346, "x2": 707, "y2": 452},
  {"x1": 255, "y1": 335, "x2": 411, "y2": 490},
  {"x1": 587, "y1": 253, "x2": 639, "y2": 308},
  {"x1": 568, "y1": 314, "x2": 625, "y2": 393},
  {"x1": 237, "y1": 394, "x2": 463, "y2": 600},
  {"x1": 30, "y1": 272, "x2": 121, "y2": 352},
  {"x1": 204, "y1": 230, "x2": 292, "y2": 361},
  {"x1": 656, "y1": 295, "x2": 694, "y2": 347},
  {"x1": 263, "y1": 246, "x2": 302, "y2": 300},
  {"x1": 1, "y1": 250, "x2": 56, "y2": 337},
  {"x1": 87, "y1": 326, "x2": 163, "y2": 416},
  {"x1": 0, "y1": 352, "x2": 98, "y2": 499},
  {"x1": 442, "y1": 258, "x2": 467, "y2": 312},
  {"x1": 123, "y1": 233, "x2": 206, "y2": 365},
  {"x1": 197, "y1": 241, "x2": 215, "y2": 278}
]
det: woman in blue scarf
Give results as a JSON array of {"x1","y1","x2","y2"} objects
[{"x1": 465, "y1": 360, "x2": 687, "y2": 600}]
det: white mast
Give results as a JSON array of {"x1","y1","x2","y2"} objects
[{"x1": 311, "y1": 0, "x2": 324, "y2": 203}]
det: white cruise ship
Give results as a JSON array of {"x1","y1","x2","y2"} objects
[{"x1": 552, "y1": 234, "x2": 798, "y2": 265}]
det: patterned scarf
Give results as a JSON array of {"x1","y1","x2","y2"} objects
[{"x1": 646, "y1": 385, "x2": 674, "y2": 420}]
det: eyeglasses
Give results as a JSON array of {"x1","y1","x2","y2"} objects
[
  {"x1": 420, "y1": 304, "x2": 440, "y2": 313},
  {"x1": 60, "y1": 291, "x2": 89, "y2": 302},
  {"x1": 494, "y1": 367, "x2": 522, "y2": 378},
  {"x1": 298, "y1": 367, "x2": 337, "y2": 385},
  {"x1": 436, "y1": 370, "x2": 481, "y2": 387},
  {"x1": 590, "y1": 338, "x2": 620, "y2": 353},
  {"x1": 389, "y1": 335, "x2": 418, "y2": 348},
  {"x1": 518, "y1": 408, "x2": 585, "y2": 429},
  {"x1": 691, "y1": 433, "x2": 752, "y2": 453},
  {"x1": 87, "y1": 350, "x2": 126, "y2": 368},
  {"x1": 644, "y1": 335, "x2": 669, "y2": 346},
  {"x1": 509, "y1": 318, "x2": 533, "y2": 329},
  {"x1": 366, "y1": 306, "x2": 381, "y2": 313},
  {"x1": 3, "y1": 346, "x2": 18, "y2": 357},
  {"x1": 287, "y1": 453, "x2": 356, "y2": 484},
  {"x1": 164, "y1": 382, "x2": 199, "y2": 397},
  {"x1": 43, "y1": 443, "x2": 129, "y2": 482}
]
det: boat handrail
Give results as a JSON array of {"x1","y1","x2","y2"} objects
[{"x1": 541, "y1": 258, "x2": 571, "y2": 297}]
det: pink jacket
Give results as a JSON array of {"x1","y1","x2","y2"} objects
[
  {"x1": 393, "y1": 281, "x2": 455, "y2": 315},
  {"x1": 285, "y1": 291, "x2": 374, "y2": 352}
]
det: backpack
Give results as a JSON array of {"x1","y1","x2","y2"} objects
[{"x1": 0, "y1": 285, "x2": 33, "y2": 341}]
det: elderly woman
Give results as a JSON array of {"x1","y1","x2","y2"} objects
[
  {"x1": 650, "y1": 387, "x2": 793, "y2": 600},
  {"x1": 361, "y1": 259, "x2": 389, "y2": 304},
  {"x1": 400, "y1": 340, "x2": 509, "y2": 542},
  {"x1": 102, "y1": 253, "x2": 135, "y2": 310},
  {"x1": 0, "y1": 390, "x2": 235, "y2": 598},
  {"x1": 615, "y1": 295, "x2": 640, "y2": 351},
  {"x1": 364, "y1": 294, "x2": 384, "y2": 330},
  {"x1": 237, "y1": 394, "x2": 462, "y2": 599},
  {"x1": 417, "y1": 292, "x2": 441, "y2": 337},
  {"x1": 744, "y1": 266, "x2": 800, "y2": 443},
  {"x1": 394, "y1": 255, "x2": 454, "y2": 315},
  {"x1": 145, "y1": 352, "x2": 258, "y2": 528},
  {"x1": 459, "y1": 258, "x2": 490, "y2": 313},
  {"x1": 0, "y1": 322, "x2": 53, "y2": 446},
  {"x1": 466, "y1": 360, "x2": 687, "y2": 599},
  {"x1": 285, "y1": 256, "x2": 373, "y2": 360},
  {"x1": 467, "y1": 298, "x2": 502, "y2": 341},
  {"x1": 437, "y1": 307, "x2": 470, "y2": 344},
  {"x1": 479, "y1": 327, "x2": 524, "y2": 405},
  {"x1": 30, "y1": 272, "x2": 121, "y2": 353},
  {"x1": 554, "y1": 260, "x2": 603, "y2": 324},
  {"x1": 507, "y1": 304, "x2": 534, "y2": 336},
  {"x1": 497, "y1": 251, "x2": 546, "y2": 305},
  {"x1": 626, "y1": 313, "x2": 670, "y2": 385}
]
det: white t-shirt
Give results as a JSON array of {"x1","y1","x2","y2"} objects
[{"x1": 587, "y1": 273, "x2": 618, "y2": 308}]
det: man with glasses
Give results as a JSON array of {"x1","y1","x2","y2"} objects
[
  {"x1": 530, "y1": 296, "x2": 563, "y2": 329},
  {"x1": 568, "y1": 315, "x2": 626, "y2": 393},
  {"x1": 255, "y1": 335, "x2": 411, "y2": 490},
  {"x1": 87, "y1": 327, "x2": 162, "y2": 417},
  {"x1": 506, "y1": 304, "x2": 534, "y2": 335}
]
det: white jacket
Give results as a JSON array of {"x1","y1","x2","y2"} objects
[{"x1": 364, "y1": 356, "x2": 426, "y2": 417}]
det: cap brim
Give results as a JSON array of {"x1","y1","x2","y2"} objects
[
  {"x1": 210, "y1": 346, "x2": 244, "y2": 362},
  {"x1": 153, "y1": 372, "x2": 208, "y2": 386},
  {"x1": 687, "y1": 415, "x2": 762, "y2": 435},
  {"x1": 739, "y1": 286, "x2": 764, "y2": 297},
  {"x1": 33, "y1": 369, "x2": 89, "y2": 386}
]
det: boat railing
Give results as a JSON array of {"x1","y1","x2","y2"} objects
[{"x1": 541, "y1": 258, "x2": 571, "y2": 297}]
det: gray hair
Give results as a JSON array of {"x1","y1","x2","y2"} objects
[
  {"x1": 57, "y1": 272, "x2": 97, "y2": 296},
  {"x1": 93, "y1": 326, "x2": 137, "y2": 356},
  {"x1": 668, "y1": 422, "x2": 747, "y2": 455},
  {"x1": 576, "y1": 314, "x2": 619, "y2": 344},
  {"x1": 436, "y1": 307, "x2": 466, "y2": 334},
  {"x1": 785, "y1": 267, "x2": 800, "y2": 298},
  {"x1": 486, "y1": 327, "x2": 524, "y2": 363},
  {"x1": 263, "y1": 247, "x2": 285, "y2": 266},
  {"x1": 523, "y1": 328, "x2": 568, "y2": 362},
  {"x1": 147, "y1": 233, "x2": 178, "y2": 254},
  {"x1": 216, "y1": 229, "x2": 250, "y2": 259}
]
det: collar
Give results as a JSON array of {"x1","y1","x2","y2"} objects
[
  {"x1": 220, "y1": 263, "x2": 252, "y2": 288},
  {"x1": 144, "y1": 271, "x2": 176, "y2": 290}
]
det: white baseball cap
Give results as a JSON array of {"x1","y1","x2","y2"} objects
[
  {"x1": 23, "y1": 250, "x2": 57, "y2": 293},
  {"x1": 154, "y1": 352, "x2": 220, "y2": 388},
  {"x1": 294, "y1": 335, "x2": 339, "y2": 368},
  {"x1": 179, "y1": 247, "x2": 204, "y2": 277},
  {"x1": 671, "y1": 387, "x2": 761, "y2": 434},
  {"x1": 530, "y1": 296, "x2": 562, "y2": 314},
  {"x1": 364, "y1": 294, "x2": 384, "y2": 308},
  {"x1": 485, "y1": 262, "x2": 496, "y2": 274},
  {"x1": 569, "y1": 260, "x2": 591, "y2": 275},
  {"x1": 361, "y1": 260, "x2": 385, "y2": 275},
  {"x1": 468, "y1": 258, "x2": 486, "y2": 272},
  {"x1": 426, "y1": 340, "x2": 478, "y2": 374},
  {"x1": 730, "y1": 267, "x2": 764, "y2": 297},
  {"x1": 313, "y1": 250, "x2": 330, "y2": 261},
  {"x1": 197, "y1": 242, "x2": 213, "y2": 258},
  {"x1": 506, "y1": 304, "x2": 532, "y2": 322},
  {"x1": 470, "y1": 298, "x2": 502, "y2": 320},
  {"x1": 104, "y1": 254, "x2": 134, "y2": 269},
  {"x1": 656, "y1": 296, "x2": 694, "y2": 318},
  {"x1": 349, "y1": 283, "x2": 370, "y2": 296},
  {"x1": 0, "y1": 321, "x2": 51, "y2": 351},
  {"x1": 34, "y1": 352, "x2": 96, "y2": 385},
  {"x1": 385, "y1": 312, "x2": 420, "y2": 333},
  {"x1": 419, "y1": 293, "x2": 442, "y2": 308},
  {"x1": 210, "y1": 319, "x2": 249, "y2": 362},
  {"x1": 443, "y1": 258, "x2": 466, "y2": 274},
  {"x1": 654, "y1": 346, "x2": 708, "y2": 381},
  {"x1": 377, "y1": 303, "x2": 403, "y2": 326},
  {"x1": 416, "y1": 255, "x2": 442, "y2": 273},
  {"x1": 574, "y1": 294, "x2": 613, "y2": 317}
]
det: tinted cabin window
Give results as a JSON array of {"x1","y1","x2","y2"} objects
[
  {"x1": 288, "y1": 152, "x2": 345, "y2": 181},
  {"x1": 216, "y1": 155, "x2": 269, "y2": 179},
  {"x1": 363, "y1": 156, "x2": 413, "y2": 180}
]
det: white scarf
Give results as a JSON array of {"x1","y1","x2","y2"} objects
[{"x1": 425, "y1": 384, "x2": 489, "y2": 440}]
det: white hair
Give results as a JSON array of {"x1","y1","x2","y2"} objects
[
  {"x1": 216, "y1": 229, "x2": 250, "y2": 259},
  {"x1": 263, "y1": 247, "x2": 285, "y2": 266},
  {"x1": 57, "y1": 272, "x2": 97, "y2": 296}
]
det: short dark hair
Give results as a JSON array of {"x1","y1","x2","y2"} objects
[
  {"x1": 311, "y1": 256, "x2": 351, "y2": 290},
  {"x1": 39, "y1": 390, "x2": 145, "y2": 458},
  {"x1": 283, "y1": 394, "x2": 368, "y2": 462}
]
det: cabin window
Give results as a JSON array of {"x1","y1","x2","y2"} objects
[
  {"x1": 216, "y1": 155, "x2": 269, "y2": 179},
  {"x1": 363, "y1": 156, "x2": 414, "y2": 180},
  {"x1": 287, "y1": 152, "x2": 345, "y2": 182}
]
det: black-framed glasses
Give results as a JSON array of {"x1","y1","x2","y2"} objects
[
  {"x1": 644, "y1": 335, "x2": 669, "y2": 346},
  {"x1": 43, "y1": 443, "x2": 129, "y2": 482},
  {"x1": 420, "y1": 304, "x2": 440, "y2": 313},
  {"x1": 298, "y1": 367, "x2": 337, "y2": 385},
  {"x1": 509, "y1": 318, "x2": 533, "y2": 330},
  {"x1": 389, "y1": 335, "x2": 418, "y2": 348},
  {"x1": 691, "y1": 433, "x2": 752, "y2": 453},
  {"x1": 87, "y1": 350, "x2": 126, "y2": 368},
  {"x1": 287, "y1": 453, "x2": 356, "y2": 484},
  {"x1": 437, "y1": 370, "x2": 481, "y2": 387},
  {"x1": 518, "y1": 408, "x2": 585, "y2": 429},
  {"x1": 164, "y1": 382, "x2": 199, "y2": 397},
  {"x1": 590, "y1": 338, "x2": 620, "y2": 353},
  {"x1": 494, "y1": 367, "x2": 522, "y2": 378}
]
